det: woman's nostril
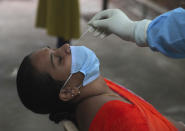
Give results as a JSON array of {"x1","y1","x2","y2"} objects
[{"x1": 66, "y1": 46, "x2": 71, "y2": 54}]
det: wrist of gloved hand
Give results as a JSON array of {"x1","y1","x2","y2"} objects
[{"x1": 133, "y1": 19, "x2": 151, "y2": 47}]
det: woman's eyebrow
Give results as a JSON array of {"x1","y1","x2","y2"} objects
[{"x1": 50, "y1": 52, "x2": 55, "y2": 68}]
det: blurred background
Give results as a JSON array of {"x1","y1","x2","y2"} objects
[{"x1": 0, "y1": 0, "x2": 185, "y2": 131}]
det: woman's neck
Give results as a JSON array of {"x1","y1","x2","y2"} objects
[
  {"x1": 74, "y1": 76, "x2": 114, "y2": 131},
  {"x1": 73, "y1": 75, "x2": 110, "y2": 104}
]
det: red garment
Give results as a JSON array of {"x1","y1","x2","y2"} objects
[{"x1": 89, "y1": 78, "x2": 177, "y2": 131}]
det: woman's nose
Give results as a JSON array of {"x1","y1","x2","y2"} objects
[
  {"x1": 55, "y1": 44, "x2": 71, "y2": 55},
  {"x1": 64, "y1": 44, "x2": 71, "y2": 54}
]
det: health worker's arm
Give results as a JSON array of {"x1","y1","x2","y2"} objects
[{"x1": 147, "y1": 7, "x2": 185, "y2": 58}]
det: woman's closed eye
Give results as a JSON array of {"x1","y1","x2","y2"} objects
[
  {"x1": 53, "y1": 55, "x2": 62, "y2": 66},
  {"x1": 57, "y1": 56, "x2": 62, "y2": 64}
]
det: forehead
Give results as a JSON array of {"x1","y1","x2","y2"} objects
[{"x1": 30, "y1": 48, "x2": 50, "y2": 73}]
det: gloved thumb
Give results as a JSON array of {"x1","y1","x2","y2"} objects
[{"x1": 92, "y1": 19, "x2": 109, "y2": 29}]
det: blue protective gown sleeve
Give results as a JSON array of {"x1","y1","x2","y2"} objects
[{"x1": 147, "y1": 7, "x2": 185, "y2": 58}]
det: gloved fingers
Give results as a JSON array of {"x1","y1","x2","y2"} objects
[
  {"x1": 88, "y1": 26, "x2": 96, "y2": 33},
  {"x1": 93, "y1": 29, "x2": 110, "y2": 39},
  {"x1": 88, "y1": 9, "x2": 113, "y2": 25},
  {"x1": 93, "y1": 29, "x2": 102, "y2": 37},
  {"x1": 87, "y1": 25, "x2": 107, "y2": 37},
  {"x1": 100, "y1": 32, "x2": 110, "y2": 39},
  {"x1": 91, "y1": 19, "x2": 110, "y2": 29}
]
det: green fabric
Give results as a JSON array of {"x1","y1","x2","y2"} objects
[{"x1": 36, "y1": 0, "x2": 80, "y2": 40}]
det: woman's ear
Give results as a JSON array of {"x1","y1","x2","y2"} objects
[
  {"x1": 59, "y1": 87, "x2": 80, "y2": 101},
  {"x1": 59, "y1": 72, "x2": 84, "y2": 101}
]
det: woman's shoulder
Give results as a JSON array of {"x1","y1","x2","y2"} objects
[
  {"x1": 89, "y1": 100, "x2": 149, "y2": 131},
  {"x1": 75, "y1": 95, "x2": 133, "y2": 131}
]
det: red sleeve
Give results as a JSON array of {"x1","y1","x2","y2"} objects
[
  {"x1": 89, "y1": 100, "x2": 149, "y2": 131},
  {"x1": 103, "y1": 78, "x2": 177, "y2": 131}
]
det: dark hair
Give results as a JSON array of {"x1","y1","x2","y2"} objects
[{"x1": 16, "y1": 55, "x2": 76, "y2": 124}]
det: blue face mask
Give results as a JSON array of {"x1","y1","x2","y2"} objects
[{"x1": 62, "y1": 46, "x2": 100, "y2": 88}]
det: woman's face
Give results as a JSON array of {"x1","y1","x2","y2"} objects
[{"x1": 30, "y1": 44, "x2": 71, "y2": 81}]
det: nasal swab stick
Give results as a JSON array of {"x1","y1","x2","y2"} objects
[{"x1": 79, "y1": 28, "x2": 89, "y2": 40}]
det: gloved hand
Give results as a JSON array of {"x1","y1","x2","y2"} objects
[{"x1": 88, "y1": 9, "x2": 151, "y2": 46}]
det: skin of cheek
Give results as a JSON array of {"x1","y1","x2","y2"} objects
[
  {"x1": 49, "y1": 55, "x2": 72, "y2": 82},
  {"x1": 30, "y1": 48, "x2": 71, "y2": 82}
]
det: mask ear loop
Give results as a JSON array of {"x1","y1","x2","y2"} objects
[
  {"x1": 60, "y1": 73, "x2": 83, "y2": 95},
  {"x1": 60, "y1": 74, "x2": 73, "y2": 93},
  {"x1": 76, "y1": 84, "x2": 83, "y2": 95}
]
